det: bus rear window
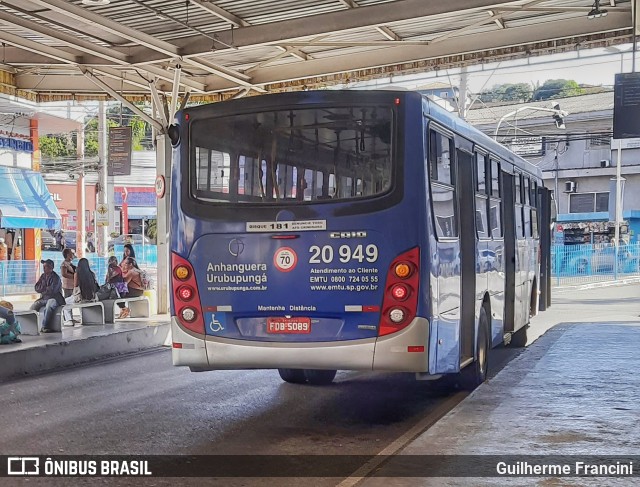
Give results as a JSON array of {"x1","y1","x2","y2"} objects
[{"x1": 190, "y1": 106, "x2": 393, "y2": 204}]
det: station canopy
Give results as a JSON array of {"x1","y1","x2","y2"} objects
[
  {"x1": 0, "y1": 166, "x2": 61, "y2": 230},
  {"x1": 0, "y1": 1, "x2": 637, "y2": 102}
]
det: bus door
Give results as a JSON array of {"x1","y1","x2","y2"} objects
[
  {"x1": 502, "y1": 169, "x2": 517, "y2": 333},
  {"x1": 455, "y1": 145, "x2": 476, "y2": 364}
]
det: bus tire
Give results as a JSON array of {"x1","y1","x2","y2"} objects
[
  {"x1": 510, "y1": 326, "x2": 528, "y2": 347},
  {"x1": 278, "y1": 368, "x2": 307, "y2": 384},
  {"x1": 458, "y1": 307, "x2": 489, "y2": 391},
  {"x1": 304, "y1": 369, "x2": 337, "y2": 385}
]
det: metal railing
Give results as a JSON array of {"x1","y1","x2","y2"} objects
[
  {"x1": 0, "y1": 244, "x2": 158, "y2": 296},
  {"x1": 551, "y1": 243, "x2": 640, "y2": 286},
  {"x1": 4, "y1": 243, "x2": 638, "y2": 295}
]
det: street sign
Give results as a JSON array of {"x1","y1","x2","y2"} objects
[
  {"x1": 108, "y1": 126, "x2": 132, "y2": 176},
  {"x1": 96, "y1": 203, "x2": 109, "y2": 227}
]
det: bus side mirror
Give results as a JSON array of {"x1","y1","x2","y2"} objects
[{"x1": 168, "y1": 124, "x2": 180, "y2": 147}]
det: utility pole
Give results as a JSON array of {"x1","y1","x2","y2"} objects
[
  {"x1": 98, "y1": 101, "x2": 108, "y2": 257},
  {"x1": 76, "y1": 126, "x2": 85, "y2": 259}
]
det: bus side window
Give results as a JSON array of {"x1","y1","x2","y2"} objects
[
  {"x1": 490, "y1": 160, "x2": 500, "y2": 197},
  {"x1": 489, "y1": 202, "x2": 502, "y2": 239},
  {"x1": 475, "y1": 152, "x2": 489, "y2": 239},
  {"x1": 429, "y1": 131, "x2": 453, "y2": 185},
  {"x1": 531, "y1": 208, "x2": 539, "y2": 238},
  {"x1": 429, "y1": 130, "x2": 457, "y2": 238},
  {"x1": 515, "y1": 173, "x2": 522, "y2": 204}
]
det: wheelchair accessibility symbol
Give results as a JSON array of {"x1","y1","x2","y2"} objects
[{"x1": 209, "y1": 314, "x2": 224, "y2": 333}]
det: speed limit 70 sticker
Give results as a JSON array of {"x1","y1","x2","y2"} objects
[{"x1": 274, "y1": 247, "x2": 298, "y2": 272}]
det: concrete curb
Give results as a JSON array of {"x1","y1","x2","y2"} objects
[
  {"x1": 553, "y1": 276, "x2": 640, "y2": 292},
  {"x1": 1, "y1": 323, "x2": 170, "y2": 381}
]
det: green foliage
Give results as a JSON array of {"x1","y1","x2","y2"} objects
[
  {"x1": 39, "y1": 136, "x2": 73, "y2": 159},
  {"x1": 479, "y1": 83, "x2": 532, "y2": 103},
  {"x1": 533, "y1": 79, "x2": 585, "y2": 100},
  {"x1": 39, "y1": 103, "x2": 153, "y2": 161},
  {"x1": 145, "y1": 219, "x2": 157, "y2": 241}
]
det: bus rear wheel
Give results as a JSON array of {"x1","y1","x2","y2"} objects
[
  {"x1": 304, "y1": 369, "x2": 337, "y2": 385},
  {"x1": 458, "y1": 307, "x2": 489, "y2": 391},
  {"x1": 278, "y1": 368, "x2": 306, "y2": 384}
]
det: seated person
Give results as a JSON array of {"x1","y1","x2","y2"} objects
[
  {"x1": 118, "y1": 257, "x2": 145, "y2": 319},
  {"x1": 0, "y1": 300, "x2": 21, "y2": 344},
  {"x1": 63, "y1": 258, "x2": 99, "y2": 327},
  {"x1": 30, "y1": 259, "x2": 65, "y2": 333}
]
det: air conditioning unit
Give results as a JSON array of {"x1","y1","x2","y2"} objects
[
  {"x1": 565, "y1": 181, "x2": 576, "y2": 193},
  {"x1": 600, "y1": 160, "x2": 611, "y2": 168}
]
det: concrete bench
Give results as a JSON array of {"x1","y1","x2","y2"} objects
[
  {"x1": 15, "y1": 310, "x2": 41, "y2": 336},
  {"x1": 103, "y1": 296, "x2": 150, "y2": 324},
  {"x1": 44, "y1": 302, "x2": 105, "y2": 331}
]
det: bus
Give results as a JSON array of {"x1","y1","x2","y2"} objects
[{"x1": 169, "y1": 90, "x2": 551, "y2": 388}]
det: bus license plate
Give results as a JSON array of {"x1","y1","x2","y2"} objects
[{"x1": 267, "y1": 317, "x2": 311, "y2": 334}]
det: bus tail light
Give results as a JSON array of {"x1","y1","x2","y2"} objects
[
  {"x1": 171, "y1": 252, "x2": 205, "y2": 334},
  {"x1": 379, "y1": 247, "x2": 420, "y2": 337}
]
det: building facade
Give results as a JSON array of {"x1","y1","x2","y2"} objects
[{"x1": 467, "y1": 91, "x2": 640, "y2": 244}]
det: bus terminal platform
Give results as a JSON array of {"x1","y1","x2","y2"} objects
[
  {"x1": 2, "y1": 285, "x2": 639, "y2": 486},
  {"x1": 358, "y1": 284, "x2": 640, "y2": 486},
  {"x1": 0, "y1": 297, "x2": 170, "y2": 381}
]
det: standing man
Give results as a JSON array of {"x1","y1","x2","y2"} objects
[
  {"x1": 60, "y1": 248, "x2": 76, "y2": 298},
  {"x1": 31, "y1": 259, "x2": 65, "y2": 332}
]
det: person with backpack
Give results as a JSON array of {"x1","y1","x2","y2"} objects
[
  {"x1": 0, "y1": 300, "x2": 21, "y2": 345},
  {"x1": 63, "y1": 258, "x2": 99, "y2": 327},
  {"x1": 118, "y1": 257, "x2": 145, "y2": 319}
]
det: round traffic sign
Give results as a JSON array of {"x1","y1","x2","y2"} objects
[
  {"x1": 274, "y1": 247, "x2": 297, "y2": 272},
  {"x1": 155, "y1": 175, "x2": 166, "y2": 198}
]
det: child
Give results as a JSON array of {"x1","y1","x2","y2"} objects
[{"x1": 0, "y1": 300, "x2": 22, "y2": 345}]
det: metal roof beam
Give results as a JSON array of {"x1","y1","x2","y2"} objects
[
  {"x1": 200, "y1": 15, "x2": 628, "y2": 91},
  {"x1": 130, "y1": 0, "x2": 516, "y2": 63},
  {"x1": 81, "y1": 66, "x2": 164, "y2": 132},
  {"x1": 0, "y1": 30, "x2": 79, "y2": 64},
  {"x1": 190, "y1": 0, "x2": 250, "y2": 28},
  {"x1": 0, "y1": 10, "x2": 128, "y2": 64},
  {"x1": 337, "y1": 0, "x2": 402, "y2": 40},
  {"x1": 21, "y1": 0, "x2": 180, "y2": 57},
  {"x1": 183, "y1": 57, "x2": 264, "y2": 92}
]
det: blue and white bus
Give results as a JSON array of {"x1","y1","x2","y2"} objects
[{"x1": 169, "y1": 90, "x2": 550, "y2": 388}]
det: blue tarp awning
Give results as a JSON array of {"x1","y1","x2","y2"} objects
[{"x1": 0, "y1": 166, "x2": 61, "y2": 230}]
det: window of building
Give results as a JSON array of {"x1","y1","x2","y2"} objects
[{"x1": 569, "y1": 192, "x2": 610, "y2": 213}]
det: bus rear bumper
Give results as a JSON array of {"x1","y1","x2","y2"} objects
[{"x1": 171, "y1": 316, "x2": 429, "y2": 372}]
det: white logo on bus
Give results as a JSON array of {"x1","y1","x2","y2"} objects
[{"x1": 209, "y1": 314, "x2": 224, "y2": 333}]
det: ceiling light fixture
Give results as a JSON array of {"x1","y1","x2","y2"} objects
[
  {"x1": 82, "y1": 0, "x2": 111, "y2": 6},
  {"x1": 587, "y1": 0, "x2": 608, "y2": 19}
]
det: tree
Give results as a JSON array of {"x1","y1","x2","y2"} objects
[
  {"x1": 40, "y1": 105, "x2": 151, "y2": 161},
  {"x1": 479, "y1": 83, "x2": 532, "y2": 103},
  {"x1": 532, "y1": 79, "x2": 584, "y2": 100},
  {"x1": 145, "y1": 219, "x2": 157, "y2": 242}
]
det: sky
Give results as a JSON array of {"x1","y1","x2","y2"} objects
[{"x1": 346, "y1": 43, "x2": 638, "y2": 94}]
